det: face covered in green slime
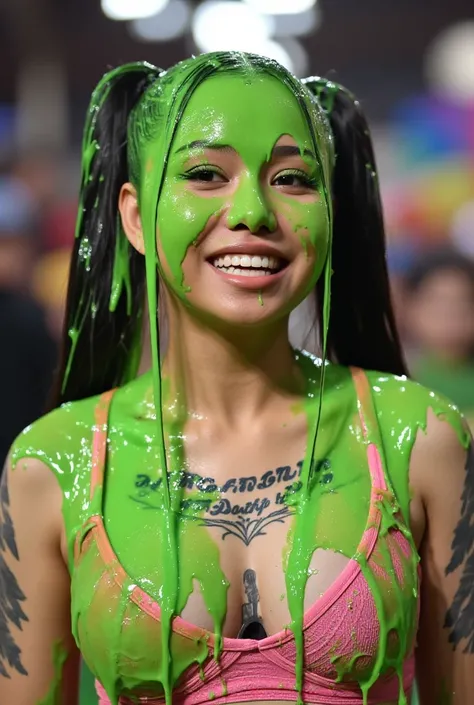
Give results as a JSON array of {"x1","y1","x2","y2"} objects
[{"x1": 137, "y1": 73, "x2": 331, "y2": 329}]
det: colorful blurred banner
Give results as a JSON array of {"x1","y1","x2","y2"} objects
[
  {"x1": 384, "y1": 94, "x2": 474, "y2": 243},
  {"x1": 392, "y1": 95, "x2": 474, "y2": 167}
]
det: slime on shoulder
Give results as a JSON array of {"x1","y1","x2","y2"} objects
[{"x1": 10, "y1": 55, "x2": 471, "y2": 705}]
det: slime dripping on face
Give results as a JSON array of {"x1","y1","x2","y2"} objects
[{"x1": 142, "y1": 73, "x2": 331, "y2": 322}]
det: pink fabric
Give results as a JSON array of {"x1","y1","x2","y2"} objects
[
  {"x1": 83, "y1": 369, "x2": 419, "y2": 704},
  {"x1": 94, "y1": 543, "x2": 416, "y2": 704}
]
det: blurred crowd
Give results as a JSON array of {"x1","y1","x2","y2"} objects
[
  {"x1": 0, "y1": 144, "x2": 474, "y2": 469},
  {"x1": 0, "y1": 152, "x2": 74, "y2": 468}
]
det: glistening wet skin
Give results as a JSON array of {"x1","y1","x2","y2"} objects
[{"x1": 5, "y1": 51, "x2": 473, "y2": 705}]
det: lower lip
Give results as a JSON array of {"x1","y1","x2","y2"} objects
[{"x1": 208, "y1": 263, "x2": 287, "y2": 289}]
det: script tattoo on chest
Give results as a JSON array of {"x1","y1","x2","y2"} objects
[
  {"x1": 0, "y1": 469, "x2": 29, "y2": 677},
  {"x1": 444, "y1": 438, "x2": 474, "y2": 652},
  {"x1": 130, "y1": 459, "x2": 333, "y2": 545}
]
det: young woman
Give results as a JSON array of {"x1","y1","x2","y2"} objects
[{"x1": 1, "y1": 52, "x2": 472, "y2": 705}]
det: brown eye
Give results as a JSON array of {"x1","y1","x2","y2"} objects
[
  {"x1": 272, "y1": 170, "x2": 316, "y2": 189},
  {"x1": 184, "y1": 167, "x2": 227, "y2": 183}
]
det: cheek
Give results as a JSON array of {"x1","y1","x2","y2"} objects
[
  {"x1": 277, "y1": 196, "x2": 330, "y2": 260},
  {"x1": 156, "y1": 183, "x2": 224, "y2": 293}
]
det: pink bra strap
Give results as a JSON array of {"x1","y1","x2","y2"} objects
[
  {"x1": 349, "y1": 367, "x2": 387, "y2": 491},
  {"x1": 90, "y1": 389, "x2": 117, "y2": 502}
]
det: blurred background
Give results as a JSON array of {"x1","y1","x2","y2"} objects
[{"x1": 0, "y1": 1, "x2": 473, "y2": 701}]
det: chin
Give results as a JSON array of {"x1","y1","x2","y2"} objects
[
  {"x1": 185, "y1": 293, "x2": 302, "y2": 333},
  {"x1": 167, "y1": 265, "x2": 315, "y2": 332}
]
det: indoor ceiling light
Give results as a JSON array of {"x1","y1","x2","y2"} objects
[
  {"x1": 192, "y1": 1, "x2": 274, "y2": 54},
  {"x1": 277, "y1": 37, "x2": 308, "y2": 76},
  {"x1": 425, "y1": 21, "x2": 474, "y2": 103},
  {"x1": 101, "y1": 0, "x2": 169, "y2": 21},
  {"x1": 243, "y1": 0, "x2": 317, "y2": 16},
  {"x1": 254, "y1": 39, "x2": 295, "y2": 73},
  {"x1": 129, "y1": 0, "x2": 191, "y2": 41}
]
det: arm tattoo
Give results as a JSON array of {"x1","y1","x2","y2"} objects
[
  {"x1": 0, "y1": 470, "x2": 28, "y2": 677},
  {"x1": 444, "y1": 439, "x2": 474, "y2": 652},
  {"x1": 237, "y1": 569, "x2": 267, "y2": 639}
]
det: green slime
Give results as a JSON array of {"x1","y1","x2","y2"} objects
[
  {"x1": 11, "y1": 364, "x2": 469, "y2": 705},
  {"x1": 134, "y1": 63, "x2": 333, "y2": 704},
  {"x1": 8, "y1": 53, "x2": 471, "y2": 705},
  {"x1": 36, "y1": 640, "x2": 68, "y2": 705}
]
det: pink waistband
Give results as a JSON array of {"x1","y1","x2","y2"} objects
[{"x1": 95, "y1": 651, "x2": 415, "y2": 705}]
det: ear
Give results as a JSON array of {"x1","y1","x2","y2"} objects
[{"x1": 119, "y1": 182, "x2": 145, "y2": 255}]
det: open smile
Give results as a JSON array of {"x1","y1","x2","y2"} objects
[{"x1": 207, "y1": 252, "x2": 289, "y2": 288}]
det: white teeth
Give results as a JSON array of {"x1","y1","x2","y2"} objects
[
  {"x1": 212, "y1": 254, "x2": 282, "y2": 271},
  {"x1": 216, "y1": 267, "x2": 273, "y2": 277}
]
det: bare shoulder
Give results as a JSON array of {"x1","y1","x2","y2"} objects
[
  {"x1": 7, "y1": 393, "x2": 105, "y2": 570},
  {"x1": 365, "y1": 369, "x2": 466, "y2": 434},
  {"x1": 364, "y1": 370, "x2": 469, "y2": 463},
  {"x1": 9, "y1": 394, "x2": 102, "y2": 491},
  {"x1": 363, "y1": 371, "x2": 469, "y2": 532}
]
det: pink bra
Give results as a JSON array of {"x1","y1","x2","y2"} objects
[{"x1": 73, "y1": 368, "x2": 420, "y2": 704}]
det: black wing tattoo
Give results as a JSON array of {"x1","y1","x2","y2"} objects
[
  {"x1": 0, "y1": 470, "x2": 28, "y2": 677},
  {"x1": 444, "y1": 439, "x2": 474, "y2": 653}
]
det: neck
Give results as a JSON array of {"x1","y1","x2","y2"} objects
[{"x1": 158, "y1": 297, "x2": 305, "y2": 426}]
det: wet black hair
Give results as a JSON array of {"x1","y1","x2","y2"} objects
[
  {"x1": 51, "y1": 54, "x2": 408, "y2": 409},
  {"x1": 304, "y1": 79, "x2": 407, "y2": 376}
]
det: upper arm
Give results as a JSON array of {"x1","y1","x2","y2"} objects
[
  {"x1": 412, "y1": 409, "x2": 474, "y2": 704},
  {"x1": 0, "y1": 457, "x2": 80, "y2": 705}
]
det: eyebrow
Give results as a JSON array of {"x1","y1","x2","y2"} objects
[
  {"x1": 175, "y1": 141, "x2": 317, "y2": 161},
  {"x1": 175, "y1": 140, "x2": 236, "y2": 154},
  {"x1": 272, "y1": 145, "x2": 317, "y2": 161}
]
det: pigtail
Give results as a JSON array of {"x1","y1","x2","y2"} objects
[
  {"x1": 302, "y1": 78, "x2": 408, "y2": 376},
  {"x1": 51, "y1": 63, "x2": 160, "y2": 407}
]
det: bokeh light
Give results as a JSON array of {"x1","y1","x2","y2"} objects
[
  {"x1": 192, "y1": 1, "x2": 275, "y2": 53},
  {"x1": 129, "y1": 0, "x2": 191, "y2": 41},
  {"x1": 243, "y1": 0, "x2": 317, "y2": 16},
  {"x1": 425, "y1": 21, "x2": 474, "y2": 103},
  {"x1": 101, "y1": 0, "x2": 169, "y2": 20}
]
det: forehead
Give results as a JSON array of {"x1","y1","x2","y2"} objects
[{"x1": 171, "y1": 73, "x2": 314, "y2": 154}]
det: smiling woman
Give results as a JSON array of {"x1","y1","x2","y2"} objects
[{"x1": 1, "y1": 52, "x2": 473, "y2": 705}]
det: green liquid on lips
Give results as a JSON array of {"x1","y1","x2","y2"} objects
[
  {"x1": 10, "y1": 55, "x2": 471, "y2": 705},
  {"x1": 150, "y1": 72, "x2": 332, "y2": 300},
  {"x1": 135, "y1": 69, "x2": 333, "y2": 702}
]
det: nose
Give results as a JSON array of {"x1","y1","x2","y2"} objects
[{"x1": 226, "y1": 174, "x2": 277, "y2": 233}]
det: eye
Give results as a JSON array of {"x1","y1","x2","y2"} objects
[
  {"x1": 272, "y1": 169, "x2": 317, "y2": 190},
  {"x1": 182, "y1": 166, "x2": 228, "y2": 183}
]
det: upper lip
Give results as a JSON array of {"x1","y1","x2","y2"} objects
[{"x1": 206, "y1": 242, "x2": 289, "y2": 261}]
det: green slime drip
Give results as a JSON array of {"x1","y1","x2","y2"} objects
[
  {"x1": 135, "y1": 64, "x2": 333, "y2": 703},
  {"x1": 36, "y1": 640, "x2": 68, "y2": 705},
  {"x1": 9, "y1": 365, "x2": 469, "y2": 705},
  {"x1": 9, "y1": 53, "x2": 471, "y2": 705},
  {"x1": 439, "y1": 679, "x2": 453, "y2": 704}
]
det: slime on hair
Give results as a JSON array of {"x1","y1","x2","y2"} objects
[{"x1": 10, "y1": 54, "x2": 471, "y2": 705}]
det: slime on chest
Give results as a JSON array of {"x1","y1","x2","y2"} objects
[
  {"x1": 10, "y1": 56, "x2": 471, "y2": 705},
  {"x1": 132, "y1": 63, "x2": 335, "y2": 704}
]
